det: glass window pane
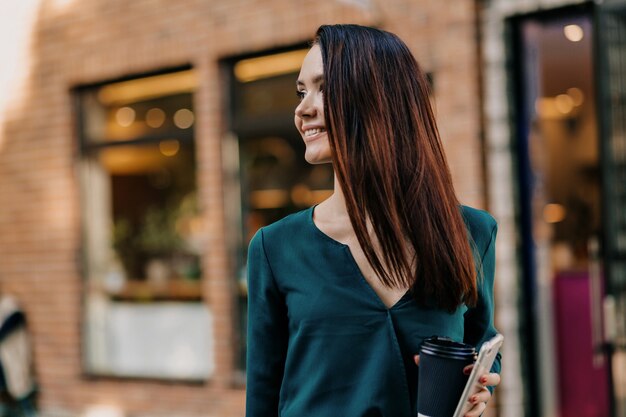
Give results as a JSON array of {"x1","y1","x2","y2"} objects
[
  {"x1": 78, "y1": 70, "x2": 210, "y2": 380},
  {"x1": 228, "y1": 49, "x2": 334, "y2": 371},
  {"x1": 81, "y1": 71, "x2": 196, "y2": 144},
  {"x1": 99, "y1": 141, "x2": 200, "y2": 300}
]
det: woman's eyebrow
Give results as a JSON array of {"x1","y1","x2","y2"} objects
[{"x1": 296, "y1": 74, "x2": 324, "y2": 86}]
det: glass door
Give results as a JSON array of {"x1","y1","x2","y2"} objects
[{"x1": 513, "y1": 7, "x2": 611, "y2": 416}]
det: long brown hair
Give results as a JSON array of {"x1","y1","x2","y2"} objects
[{"x1": 315, "y1": 24, "x2": 479, "y2": 311}]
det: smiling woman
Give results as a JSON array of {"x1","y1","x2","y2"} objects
[
  {"x1": 245, "y1": 24, "x2": 502, "y2": 417},
  {"x1": 295, "y1": 49, "x2": 331, "y2": 164}
]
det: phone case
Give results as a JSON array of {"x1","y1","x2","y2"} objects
[{"x1": 452, "y1": 334, "x2": 504, "y2": 417}]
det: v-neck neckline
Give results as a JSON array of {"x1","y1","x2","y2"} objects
[{"x1": 307, "y1": 204, "x2": 412, "y2": 310}]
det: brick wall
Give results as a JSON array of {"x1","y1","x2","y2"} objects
[{"x1": 0, "y1": 1, "x2": 485, "y2": 416}]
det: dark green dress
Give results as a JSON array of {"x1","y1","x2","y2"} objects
[{"x1": 246, "y1": 205, "x2": 500, "y2": 417}]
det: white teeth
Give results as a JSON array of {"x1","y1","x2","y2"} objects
[{"x1": 304, "y1": 128, "x2": 325, "y2": 137}]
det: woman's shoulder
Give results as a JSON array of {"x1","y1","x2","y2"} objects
[
  {"x1": 460, "y1": 205, "x2": 498, "y2": 247},
  {"x1": 250, "y1": 206, "x2": 313, "y2": 248}
]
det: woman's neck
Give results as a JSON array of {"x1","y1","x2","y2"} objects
[
  {"x1": 325, "y1": 171, "x2": 380, "y2": 237},
  {"x1": 326, "y1": 171, "x2": 348, "y2": 218}
]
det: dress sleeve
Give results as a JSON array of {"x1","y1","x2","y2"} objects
[
  {"x1": 245, "y1": 228, "x2": 289, "y2": 417},
  {"x1": 463, "y1": 220, "x2": 501, "y2": 381}
]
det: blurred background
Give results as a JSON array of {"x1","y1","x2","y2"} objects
[{"x1": 0, "y1": 0, "x2": 625, "y2": 416}]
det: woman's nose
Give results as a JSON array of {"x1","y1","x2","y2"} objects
[{"x1": 295, "y1": 95, "x2": 317, "y2": 119}]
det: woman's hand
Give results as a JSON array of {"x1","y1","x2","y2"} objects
[
  {"x1": 459, "y1": 362, "x2": 500, "y2": 417},
  {"x1": 413, "y1": 355, "x2": 501, "y2": 417}
]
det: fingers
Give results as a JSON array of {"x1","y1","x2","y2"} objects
[
  {"x1": 463, "y1": 399, "x2": 487, "y2": 417},
  {"x1": 413, "y1": 355, "x2": 420, "y2": 366},
  {"x1": 463, "y1": 387, "x2": 490, "y2": 417},
  {"x1": 471, "y1": 386, "x2": 491, "y2": 404},
  {"x1": 463, "y1": 364, "x2": 474, "y2": 375},
  {"x1": 479, "y1": 372, "x2": 501, "y2": 387},
  {"x1": 463, "y1": 367, "x2": 500, "y2": 388},
  {"x1": 464, "y1": 373, "x2": 496, "y2": 417}
]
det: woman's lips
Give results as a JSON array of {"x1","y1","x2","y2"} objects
[{"x1": 302, "y1": 127, "x2": 326, "y2": 142}]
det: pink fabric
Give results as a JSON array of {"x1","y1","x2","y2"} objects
[{"x1": 553, "y1": 271, "x2": 609, "y2": 417}]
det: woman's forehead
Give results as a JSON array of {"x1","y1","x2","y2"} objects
[{"x1": 297, "y1": 45, "x2": 323, "y2": 83}]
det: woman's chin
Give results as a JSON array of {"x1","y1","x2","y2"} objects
[{"x1": 304, "y1": 151, "x2": 332, "y2": 165}]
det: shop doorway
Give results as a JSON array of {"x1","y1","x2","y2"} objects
[{"x1": 511, "y1": 5, "x2": 614, "y2": 417}]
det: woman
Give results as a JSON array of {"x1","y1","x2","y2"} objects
[{"x1": 246, "y1": 24, "x2": 501, "y2": 417}]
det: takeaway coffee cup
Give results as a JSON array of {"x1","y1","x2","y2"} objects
[{"x1": 417, "y1": 336, "x2": 477, "y2": 417}]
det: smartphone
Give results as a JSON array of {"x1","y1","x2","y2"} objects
[{"x1": 452, "y1": 333, "x2": 504, "y2": 417}]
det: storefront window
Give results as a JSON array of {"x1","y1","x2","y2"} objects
[
  {"x1": 227, "y1": 49, "x2": 334, "y2": 371},
  {"x1": 77, "y1": 69, "x2": 213, "y2": 380}
]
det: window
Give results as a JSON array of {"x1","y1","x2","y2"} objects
[
  {"x1": 77, "y1": 69, "x2": 213, "y2": 380},
  {"x1": 227, "y1": 49, "x2": 335, "y2": 372}
]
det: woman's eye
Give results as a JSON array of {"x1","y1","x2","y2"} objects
[{"x1": 296, "y1": 90, "x2": 305, "y2": 100}]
